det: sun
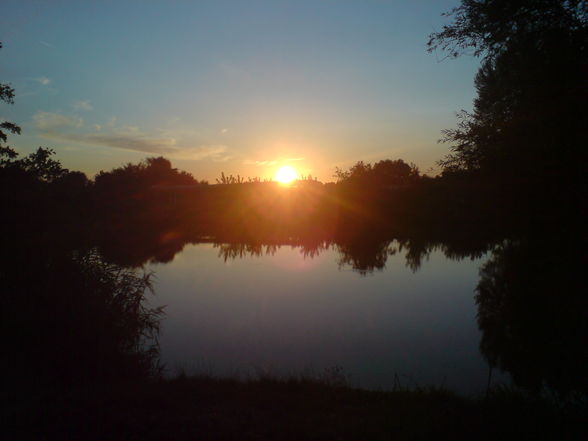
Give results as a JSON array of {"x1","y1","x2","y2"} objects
[{"x1": 274, "y1": 166, "x2": 298, "y2": 184}]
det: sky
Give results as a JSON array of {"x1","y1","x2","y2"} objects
[{"x1": 0, "y1": 0, "x2": 479, "y2": 182}]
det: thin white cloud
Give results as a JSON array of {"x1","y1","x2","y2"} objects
[
  {"x1": 72, "y1": 100, "x2": 93, "y2": 111},
  {"x1": 54, "y1": 132, "x2": 179, "y2": 154},
  {"x1": 120, "y1": 125, "x2": 140, "y2": 134},
  {"x1": 243, "y1": 157, "x2": 304, "y2": 166},
  {"x1": 243, "y1": 160, "x2": 278, "y2": 166},
  {"x1": 33, "y1": 111, "x2": 82, "y2": 130},
  {"x1": 179, "y1": 145, "x2": 230, "y2": 161},
  {"x1": 34, "y1": 77, "x2": 51, "y2": 86},
  {"x1": 34, "y1": 111, "x2": 175, "y2": 154},
  {"x1": 32, "y1": 111, "x2": 231, "y2": 160},
  {"x1": 39, "y1": 41, "x2": 54, "y2": 48}
]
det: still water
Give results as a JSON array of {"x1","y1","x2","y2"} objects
[{"x1": 148, "y1": 242, "x2": 506, "y2": 395}]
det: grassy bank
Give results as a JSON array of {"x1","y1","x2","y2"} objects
[{"x1": 3, "y1": 375, "x2": 586, "y2": 441}]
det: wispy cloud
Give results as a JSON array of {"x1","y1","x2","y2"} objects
[
  {"x1": 243, "y1": 159, "x2": 278, "y2": 166},
  {"x1": 54, "y1": 132, "x2": 179, "y2": 154},
  {"x1": 72, "y1": 100, "x2": 93, "y2": 111},
  {"x1": 32, "y1": 111, "x2": 231, "y2": 160},
  {"x1": 39, "y1": 41, "x2": 54, "y2": 48},
  {"x1": 34, "y1": 76, "x2": 51, "y2": 86},
  {"x1": 243, "y1": 157, "x2": 305, "y2": 166},
  {"x1": 178, "y1": 145, "x2": 230, "y2": 161},
  {"x1": 33, "y1": 111, "x2": 82, "y2": 130},
  {"x1": 35, "y1": 117, "x2": 176, "y2": 154}
]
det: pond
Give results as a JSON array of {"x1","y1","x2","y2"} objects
[{"x1": 148, "y1": 241, "x2": 508, "y2": 395}]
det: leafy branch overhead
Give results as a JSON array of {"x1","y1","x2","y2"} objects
[
  {"x1": 429, "y1": 1, "x2": 587, "y2": 176},
  {"x1": 427, "y1": 0, "x2": 588, "y2": 60},
  {"x1": 0, "y1": 42, "x2": 21, "y2": 147}
]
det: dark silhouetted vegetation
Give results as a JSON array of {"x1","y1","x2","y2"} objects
[
  {"x1": 0, "y1": 42, "x2": 21, "y2": 153},
  {"x1": 428, "y1": 0, "x2": 587, "y2": 223},
  {"x1": 0, "y1": 148, "x2": 164, "y2": 394},
  {"x1": 6, "y1": 373, "x2": 587, "y2": 441},
  {"x1": 0, "y1": 60, "x2": 164, "y2": 395},
  {"x1": 476, "y1": 235, "x2": 587, "y2": 398}
]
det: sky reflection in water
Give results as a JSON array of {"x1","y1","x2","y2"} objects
[{"x1": 149, "y1": 242, "x2": 506, "y2": 394}]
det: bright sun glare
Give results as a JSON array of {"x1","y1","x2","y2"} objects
[{"x1": 274, "y1": 166, "x2": 298, "y2": 184}]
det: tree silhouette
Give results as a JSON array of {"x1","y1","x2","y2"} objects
[
  {"x1": 0, "y1": 42, "x2": 21, "y2": 163},
  {"x1": 335, "y1": 159, "x2": 419, "y2": 187},
  {"x1": 2, "y1": 247, "x2": 164, "y2": 391},
  {"x1": 429, "y1": 0, "x2": 587, "y2": 194},
  {"x1": 427, "y1": 1, "x2": 587, "y2": 60}
]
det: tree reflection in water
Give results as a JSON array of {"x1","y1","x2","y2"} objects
[
  {"x1": 476, "y1": 237, "x2": 586, "y2": 397},
  {"x1": 95, "y1": 223, "x2": 586, "y2": 397}
]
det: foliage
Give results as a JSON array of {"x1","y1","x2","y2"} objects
[
  {"x1": 0, "y1": 42, "x2": 21, "y2": 158},
  {"x1": 216, "y1": 172, "x2": 319, "y2": 184},
  {"x1": 429, "y1": 1, "x2": 588, "y2": 182},
  {"x1": 1, "y1": 247, "x2": 164, "y2": 390},
  {"x1": 74, "y1": 250, "x2": 164, "y2": 376},
  {"x1": 427, "y1": 0, "x2": 587, "y2": 59},
  {"x1": 92, "y1": 156, "x2": 202, "y2": 224},
  {"x1": 95, "y1": 156, "x2": 201, "y2": 190},
  {"x1": 0, "y1": 145, "x2": 71, "y2": 181},
  {"x1": 334, "y1": 159, "x2": 420, "y2": 186},
  {"x1": 216, "y1": 171, "x2": 245, "y2": 184},
  {"x1": 19, "y1": 147, "x2": 70, "y2": 181},
  {"x1": 0, "y1": 42, "x2": 24, "y2": 174},
  {"x1": 0, "y1": 43, "x2": 73, "y2": 184}
]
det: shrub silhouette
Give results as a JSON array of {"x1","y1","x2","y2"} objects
[{"x1": 2, "y1": 248, "x2": 163, "y2": 391}]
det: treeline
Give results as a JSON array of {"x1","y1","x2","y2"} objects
[
  {"x1": 83, "y1": 154, "x2": 543, "y2": 250},
  {"x1": 0, "y1": 143, "x2": 557, "y2": 262},
  {"x1": 0, "y1": 142, "x2": 509, "y2": 271},
  {"x1": 0, "y1": 141, "x2": 504, "y2": 275}
]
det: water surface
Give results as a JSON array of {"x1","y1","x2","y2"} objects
[{"x1": 149, "y1": 242, "x2": 505, "y2": 394}]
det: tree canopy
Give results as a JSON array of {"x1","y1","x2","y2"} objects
[
  {"x1": 427, "y1": 0, "x2": 587, "y2": 60},
  {"x1": 334, "y1": 159, "x2": 420, "y2": 187},
  {"x1": 429, "y1": 1, "x2": 587, "y2": 183},
  {"x1": 0, "y1": 42, "x2": 21, "y2": 162}
]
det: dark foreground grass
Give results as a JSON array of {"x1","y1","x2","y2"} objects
[{"x1": 3, "y1": 375, "x2": 587, "y2": 441}]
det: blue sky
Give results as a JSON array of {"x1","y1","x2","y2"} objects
[{"x1": 1, "y1": 0, "x2": 479, "y2": 182}]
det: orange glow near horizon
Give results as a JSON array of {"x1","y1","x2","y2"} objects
[{"x1": 274, "y1": 166, "x2": 298, "y2": 184}]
